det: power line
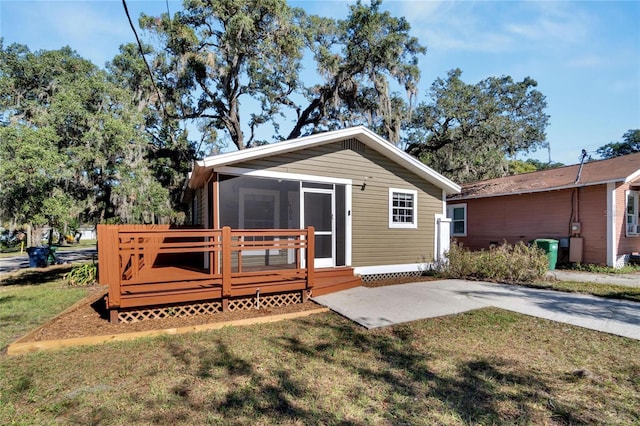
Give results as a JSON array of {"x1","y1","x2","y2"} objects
[{"x1": 121, "y1": 0, "x2": 167, "y2": 117}]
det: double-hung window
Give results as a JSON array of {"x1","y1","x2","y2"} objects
[
  {"x1": 389, "y1": 188, "x2": 417, "y2": 228},
  {"x1": 626, "y1": 190, "x2": 639, "y2": 236},
  {"x1": 447, "y1": 203, "x2": 467, "y2": 237}
]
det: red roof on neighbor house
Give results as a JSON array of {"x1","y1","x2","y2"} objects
[{"x1": 450, "y1": 152, "x2": 640, "y2": 200}]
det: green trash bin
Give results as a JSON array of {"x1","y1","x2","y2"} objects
[
  {"x1": 532, "y1": 239, "x2": 559, "y2": 270},
  {"x1": 47, "y1": 246, "x2": 58, "y2": 265}
]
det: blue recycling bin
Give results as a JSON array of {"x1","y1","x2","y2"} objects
[{"x1": 26, "y1": 246, "x2": 49, "y2": 268}]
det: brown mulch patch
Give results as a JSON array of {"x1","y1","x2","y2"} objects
[{"x1": 19, "y1": 274, "x2": 440, "y2": 343}]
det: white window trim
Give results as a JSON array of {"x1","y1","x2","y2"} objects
[
  {"x1": 447, "y1": 203, "x2": 467, "y2": 237},
  {"x1": 388, "y1": 188, "x2": 418, "y2": 229},
  {"x1": 626, "y1": 190, "x2": 639, "y2": 237}
]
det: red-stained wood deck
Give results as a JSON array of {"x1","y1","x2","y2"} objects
[{"x1": 97, "y1": 225, "x2": 360, "y2": 322}]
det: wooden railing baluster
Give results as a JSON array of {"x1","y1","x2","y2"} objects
[
  {"x1": 307, "y1": 226, "x2": 315, "y2": 290},
  {"x1": 222, "y1": 226, "x2": 232, "y2": 298}
]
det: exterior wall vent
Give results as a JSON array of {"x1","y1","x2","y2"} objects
[{"x1": 341, "y1": 138, "x2": 365, "y2": 153}]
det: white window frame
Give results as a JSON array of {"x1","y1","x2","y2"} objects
[
  {"x1": 447, "y1": 203, "x2": 467, "y2": 237},
  {"x1": 626, "y1": 190, "x2": 639, "y2": 236},
  {"x1": 388, "y1": 188, "x2": 418, "y2": 229}
]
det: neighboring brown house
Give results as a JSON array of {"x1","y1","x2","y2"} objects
[{"x1": 447, "y1": 153, "x2": 640, "y2": 267}]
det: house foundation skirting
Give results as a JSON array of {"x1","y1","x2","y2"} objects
[
  {"x1": 113, "y1": 290, "x2": 311, "y2": 324},
  {"x1": 354, "y1": 263, "x2": 434, "y2": 283},
  {"x1": 359, "y1": 270, "x2": 424, "y2": 283}
]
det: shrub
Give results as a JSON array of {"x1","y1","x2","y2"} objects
[
  {"x1": 64, "y1": 263, "x2": 98, "y2": 286},
  {"x1": 442, "y1": 241, "x2": 548, "y2": 283}
]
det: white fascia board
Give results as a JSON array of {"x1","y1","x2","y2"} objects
[
  {"x1": 625, "y1": 169, "x2": 640, "y2": 183},
  {"x1": 200, "y1": 126, "x2": 367, "y2": 168},
  {"x1": 192, "y1": 126, "x2": 461, "y2": 195},
  {"x1": 216, "y1": 166, "x2": 352, "y2": 185},
  {"x1": 355, "y1": 127, "x2": 461, "y2": 195}
]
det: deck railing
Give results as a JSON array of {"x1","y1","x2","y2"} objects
[{"x1": 97, "y1": 225, "x2": 315, "y2": 314}]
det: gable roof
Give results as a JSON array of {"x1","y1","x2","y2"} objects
[
  {"x1": 188, "y1": 126, "x2": 461, "y2": 195},
  {"x1": 450, "y1": 152, "x2": 640, "y2": 201}
]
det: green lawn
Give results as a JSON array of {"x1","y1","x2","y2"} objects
[
  {"x1": 0, "y1": 279, "x2": 90, "y2": 350},
  {"x1": 1, "y1": 277, "x2": 639, "y2": 424},
  {"x1": 525, "y1": 280, "x2": 640, "y2": 302}
]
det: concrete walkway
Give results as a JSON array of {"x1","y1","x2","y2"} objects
[
  {"x1": 547, "y1": 270, "x2": 640, "y2": 287},
  {"x1": 312, "y1": 279, "x2": 640, "y2": 340}
]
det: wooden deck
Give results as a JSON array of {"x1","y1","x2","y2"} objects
[{"x1": 97, "y1": 225, "x2": 360, "y2": 322}]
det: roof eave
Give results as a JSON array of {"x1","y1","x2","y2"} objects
[
  {"x1": 450, "y1": 177, "x2": 628, "y2": 200},
  {"x1": 625, "y1": 169, "x2": 640, "y2": 183},
  {"x1": 193, "y1": 126, "x2": 461, "y2": 194},
  {"x1": 357, "y1": 128, "x2": 461, "y2": 194}
]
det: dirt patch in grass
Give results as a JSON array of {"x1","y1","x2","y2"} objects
[{"x1": 16, "y1": 275, "x2": 436, "y2": 343}]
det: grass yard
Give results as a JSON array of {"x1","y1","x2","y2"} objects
[
  {"x1": 0, "y1": 279, "x2": 90, "y2": 350},
  {"x1": 1, "y1": 284, "x2": 639, "y2": 424},
  {"x1": 525, "y1": 280, "x2": 640, "y2": 303}
]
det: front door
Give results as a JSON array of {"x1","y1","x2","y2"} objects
[{"x1": 302, "y1": 188, "x2": 334, "y2": 268}]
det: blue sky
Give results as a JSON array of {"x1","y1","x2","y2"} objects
[{"x1": 1, "y1": 0, "x2": 638, "y2": 166}]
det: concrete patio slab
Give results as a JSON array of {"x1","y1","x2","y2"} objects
[{"x1": 312, "y1": 279, "x2": 640, "y2": 340}]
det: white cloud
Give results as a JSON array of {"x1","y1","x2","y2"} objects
[
  {"x1": 392, "y1": 0, "x2": 594, "y2": 54},
  {"x1": 565, "y1": 54, "x2": 603, "y2": 69},
  {"x1": 505, "y1": 2, "x2": 591, "y2": 45}
]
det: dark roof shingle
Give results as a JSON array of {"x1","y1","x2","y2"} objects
[{"x1": 451, "y1": 152, "x2": 640, "y2": 200}]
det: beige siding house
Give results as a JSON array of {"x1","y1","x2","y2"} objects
[{"x1": 186, "y1": 126, "x2": 460, "y2": 278}]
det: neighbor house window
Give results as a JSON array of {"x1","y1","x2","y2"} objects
[
  {"x1": 447, "y1": 203, "x2": 467, "y2": 236},
  {"x1": 389, "y1": 188, "x2": 418, "y2": 228},
  {"x1": 626, "y1": 190, "x2": 639, "y2": 236}
]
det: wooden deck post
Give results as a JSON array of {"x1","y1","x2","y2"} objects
[
  {"x1": 222, "y1": 226, "x2": 232, "y2": 299},
  {"x1": 97, "y1": 225, "x2": 121, "y2": 310},
  {"x1": 306, "y1": 226, "x2": 315, "y2": 291}
]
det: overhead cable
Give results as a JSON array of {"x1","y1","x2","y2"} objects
[{"x1": 121, "y1": 0, "x2": 167, "y2": 117}]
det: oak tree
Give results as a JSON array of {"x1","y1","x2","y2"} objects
[{"x1": 405, "y1": 69, "x2": 550, "y2": 183}]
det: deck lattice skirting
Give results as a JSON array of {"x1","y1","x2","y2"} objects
[
  {"x1": 116, "y1": 291, "x2": 307, "y2": 324},
  {"x1": 118, "y1": 291, "x2": 304, "y2": 324},
  {"x1": 118, "y1": 300, "x2": 223, "y2": 323}
]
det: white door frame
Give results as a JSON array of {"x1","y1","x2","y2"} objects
[{"x1": 301, "y1": 187, "x2": 335, "y2": 268}]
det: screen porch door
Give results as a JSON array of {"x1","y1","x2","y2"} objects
[{"x1": 302, "y1": 188, "x2": 334, "y2": 268}]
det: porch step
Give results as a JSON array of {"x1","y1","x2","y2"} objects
[
  {"x1": 312, "y1": 267, "x2": 362, "y2": 297},
  {"x1": 314, "y1": 267, "x2": 357, "y2": 278}
]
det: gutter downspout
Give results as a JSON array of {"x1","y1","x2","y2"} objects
[{"x1": 606, "y1": 182, "x2": 617, "y2": 267}]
